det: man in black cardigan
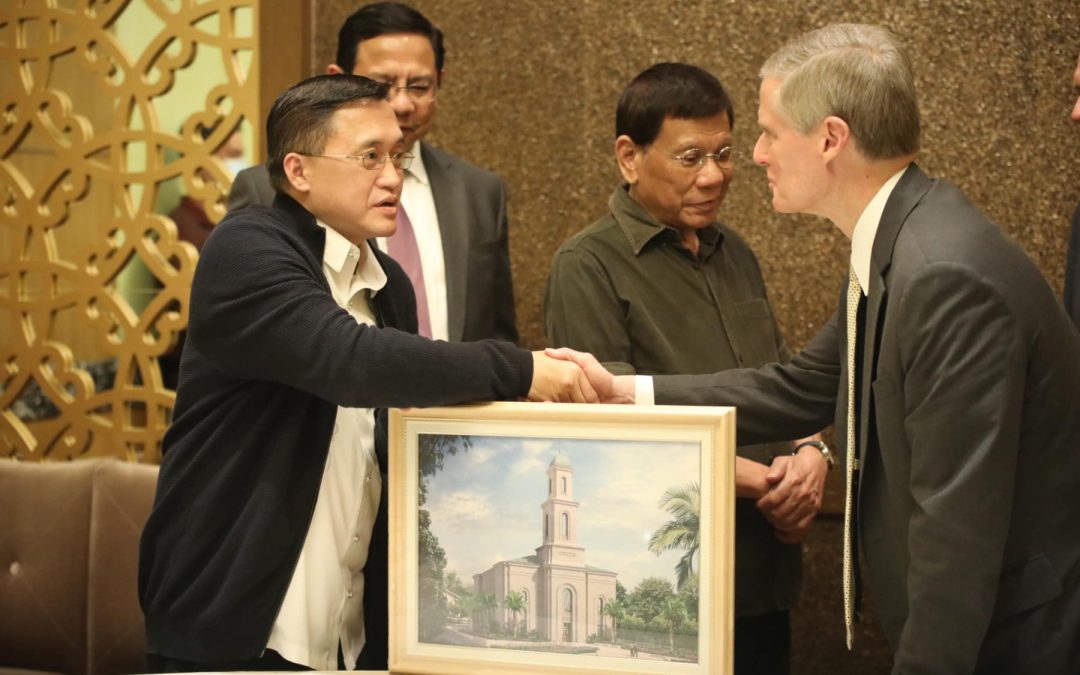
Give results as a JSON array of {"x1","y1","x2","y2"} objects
[{"x1": 139, "y1": 74, "x2": 595, "y2": 672}]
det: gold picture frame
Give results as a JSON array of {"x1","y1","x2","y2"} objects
[{"x1": 389, "y1": 402, "x2": 735, "y2": 675}]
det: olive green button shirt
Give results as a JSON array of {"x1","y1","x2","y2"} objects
[
  {"x1": 544, "y1": 185, "x2": 801, "y2": 616},
  {"x1": 546, "y1": 185, "x2": 791, "y2": 378}
]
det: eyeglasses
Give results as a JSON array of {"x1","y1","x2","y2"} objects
[
  {"x1": 668, "y1": 146, "x2": 737, "y2": 171},
  {"x1": 378, "y1": 81, "x2": 437, "y2": 102},
  {"x1": 300, "y1": 151, "x2": 414, "y2": 171}
]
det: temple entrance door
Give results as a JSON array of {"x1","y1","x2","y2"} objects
[{"x1": 560, "y1": 588, "x2": 574, "y2": 642}]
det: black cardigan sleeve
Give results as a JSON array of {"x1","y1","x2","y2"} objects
[{"x1": 188, "y1": 205, "x2": 532, "y2": 408}]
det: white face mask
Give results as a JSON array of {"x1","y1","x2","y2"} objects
[{"x1": 222, "y1": 157, "x2": 247, "y2": 178}]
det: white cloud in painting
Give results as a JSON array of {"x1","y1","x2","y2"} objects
[
  {"x1": 467, "y1": 446, "x2": 493, "y2": 464},
  {"x1": 427, "y1": 490, "x2": 491, "y2": 528}
]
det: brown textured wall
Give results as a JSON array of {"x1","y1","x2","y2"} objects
[{"x1": 310, "y1": 1, "x2": 1079, "y2": 672}]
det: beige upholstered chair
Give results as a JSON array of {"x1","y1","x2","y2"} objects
[{"x1": 0, "y1": 458, "x2": 159, "y2": 675}]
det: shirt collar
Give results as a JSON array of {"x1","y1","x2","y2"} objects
[
  {"x1": 353, "y1": 241, "x2": 388, "y2": 293},
  {"x1": 406, "y1": 141, "x2": 430, "y2": 186},
  {"x1": 849, "y1": 166, "x2": 908, "y2": 295},
  {"x1": 315, "y1": 220, "x2": 388, "y2": 293},
  {"x1": 609, "y1": 185, "x2": 723, "y2": 256},
  {"x1": 317, "y1": 219, "x2": 357, "y2": 274}
]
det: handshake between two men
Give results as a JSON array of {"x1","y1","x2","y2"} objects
[{"x1": 529, "y1": 346, "x2": 828, "y2": 543}]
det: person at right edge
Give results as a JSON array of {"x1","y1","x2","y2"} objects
[{"x1": 1063, "y1": 51, "x2": 1080, "y2": 329}]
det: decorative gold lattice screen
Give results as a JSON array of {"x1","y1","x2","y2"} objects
[{"x1": 1, "y1": 0, "x2": 257, "y2": 462}]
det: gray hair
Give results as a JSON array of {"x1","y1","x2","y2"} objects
[{"x1": 760, "y1": 24, "x2": 920, "y2": 159}]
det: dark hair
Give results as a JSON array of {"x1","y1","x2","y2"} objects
[
  {"x1": 615, "y1": 63, "x2": 735, "y2": 145},
  {"x1": 265, "y1": 74, "x2": 389, "y2": 191},
  {"x1": 336, "y1": 2, "x2": 445, "y2": 75}
]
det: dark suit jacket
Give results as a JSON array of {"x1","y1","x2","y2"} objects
[
  {"x1": 653, "y1": 165, "x2": 1080, "y2": 675},
  {"x1": 228, "y1": 141, "x2": 518, "y2": 343},
  {"x1": 1064, "y1": 199, "x2": 1080, "y2": 329}
]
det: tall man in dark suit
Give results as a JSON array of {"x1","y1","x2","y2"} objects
[
  {"x1": 229, "y1": 2, "x2": 517, "y2": 343},
  {"x1": 557, "y1": 24, "x2": 1080, "y2": 674},
  {"x1": 139, "y1": 74, "x2": 595, "y2": 673}
]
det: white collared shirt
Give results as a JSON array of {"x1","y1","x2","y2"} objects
[
  {"x1": 849, "y1": 166, "x2": 909, "y2": 295},
  {"x1": 375, "y1": 143, "x2": 450, "y2": 341},
  {"x1": 266, "y1": 222, "x2": 385, "y2": 670}
]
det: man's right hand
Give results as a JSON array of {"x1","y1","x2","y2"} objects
[
  {"x1": 543, "y1": 347, "x2": 635, "y2": 403},
  {"x1": 527, "y1": 352, "x2": 598, "y2": 403}
]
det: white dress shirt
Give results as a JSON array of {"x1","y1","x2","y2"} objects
[
  {"x1": 375, "y1": 143, "x2": 449, "y2": 341},
  {"x1": 849, "y1": 166, "x2": 908, "y2": 295},
  {"x1": 266, "y1": 222, "x2": 385, "y2": 670}
]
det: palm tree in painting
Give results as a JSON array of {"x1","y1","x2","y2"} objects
[
  {"x1": 475, "y1": 591, "x2": 499, "y2": 634},
  {"x1": 660, "y1": 596, "x2": 688, "y2": 657},
  {"x1": 648, "y1": 482, "x2": 700, "y2": 589},
  {"x1": 603, "y1": 598, "x2": 626, "y2": 644},
  {"x1": 503, "y1": 590, "x2": 526, "y2": 637}
]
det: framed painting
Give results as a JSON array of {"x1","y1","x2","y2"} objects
[{"x1": 388, "y1": 402, "x2": 735, "y2": 675}]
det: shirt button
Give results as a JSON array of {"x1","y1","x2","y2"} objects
[
  {"x1": 353, "y1": 534, "x2": 360, "y2": 542},
  {"x1": 347, "y1": 590, "x2": 354, "y2": 599},
  {"x1": 365, "y1": 474, "x2": 372, "y2": 482}
]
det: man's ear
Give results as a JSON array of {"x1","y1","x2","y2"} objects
[
  {"x1": 615, "y1": 135, "x2": 641, "y2": 185},
  {"x1": 821, "y1": 116, "x2": 851, "y2": 161},
  {"x1": 282, "y1": 153, "x2": 311, "y2": 193},
  {"x1": 326, "y1": 63, "x2": 345, "y2": 75},
  {"x1": 436, "y1": 67, "x2": 446, "y2": 88}
]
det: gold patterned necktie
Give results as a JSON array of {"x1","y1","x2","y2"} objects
[{"x1": 843, "y1": 266, "x2": 861, "y2": 650}]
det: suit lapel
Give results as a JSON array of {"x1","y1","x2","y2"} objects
[
  {"x1": 423, "y1": 142, "x2": 470, "y2": 342},
  {"x1": 858, "y1": 164, "x2": 934, "y2": 479}
]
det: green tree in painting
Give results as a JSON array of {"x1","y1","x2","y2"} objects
[
  {"x1": 474, "y1": 591, "x2": 499, "y2": 634},
  {"x1": 416, "y1": 434, "x2": 472, "y2": 640},
  {"x1": 627, "y1": 576, "x2": 676, "y2": 625},
  {"x1": 444, "y1": 571, "x2": 470, "y2": 618},
  {"x1": 677, "y1": 572, "x2": 700, "y2": 621},
  {"x1": 660, "y1": 596, "x2": 689, "y2": 656},
  {"x1": 503, "y1": 590, "x2": 526, "y2": 637},
  {"x1": 417, "y1": 507, "x2": 448, "y2": 640},
  {"x1": 445, "y1": 571, "x2": 469, "y2": 596},
  {"x1": 648, "y1": 482, "x2": 700, "y2": 589},
  {"x1": 455, "y1": 591, "x2": 476, "y2": 624},
  {"x1": 602, "y1": 598, "x2": 626, "y2": 644}
]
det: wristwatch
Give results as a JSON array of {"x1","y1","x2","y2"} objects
[{"x1": 793, "y1": 439, "x2": 834, "y2": 470}]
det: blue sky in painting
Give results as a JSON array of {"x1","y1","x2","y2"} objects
[{"x1": 424, "y1": 435, "x2": 701, "y2": 591}]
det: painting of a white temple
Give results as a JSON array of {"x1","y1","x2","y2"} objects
[
  {"x1": 472, "y1": 452, "x2": 618, "y2": 642},
  {"x1": 417, "y1": 434, "x2": 702, "y2": 663}
]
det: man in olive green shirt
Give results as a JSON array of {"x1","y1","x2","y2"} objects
[{"x1": 544, "y1": 63, "x2": 827, "y2": 675}]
